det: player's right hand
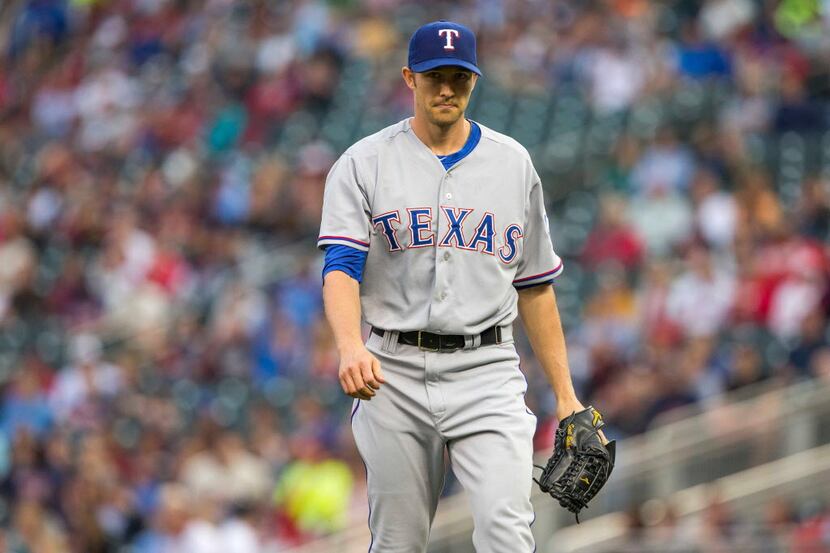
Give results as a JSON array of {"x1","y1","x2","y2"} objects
[{"x1": 338, "y1": 345, "x2": 386, "y2": 400}]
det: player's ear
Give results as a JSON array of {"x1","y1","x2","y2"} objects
[{"x1": 402, "y1": 67, "x2": 416, "y2": 90}]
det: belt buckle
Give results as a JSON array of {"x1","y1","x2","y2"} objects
[{"x1": 417, "y1": 331, "x2": 440, "y2": 352}]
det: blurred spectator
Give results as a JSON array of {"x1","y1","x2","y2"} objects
[
  {"x1": 48, "y1": 334, "x2": 123, "y2": 425},
  {"x1": 8, "y1": 0, "x2": 69, "y2": 60},
  {"x1": 690, "y1": 168, "x2": 738, "y2": 251},
  {"x1": 1, "y1": 356, "x2": 53, "y2": 440},
  {"x1": 637, "y1": 259, "x2": 683, "y2": 347},
  {"x1": 602, "y1": 134, "x2": 641, "y2": 194},
  {"x1": 218, "y1": 503, "x2": 263, "y2": 553},
  {"x1": 723, "y1": 341, "x2": 766, "y2": 392},
  {"x1": 719, "y1": 51, "x2": 772, "y2": 134},
  {"x1": 787, "y1": 501, "x2": 830, "y2": 553},
  {"x1": 179, "y1": 430, "x2": 272, "y2": 504},
  {"x1": 274, "y1": 437, "x2": 354, "y2": 538},
  {"x1": 581, "y1": 264, "x2": 639, "y2": 355},
  {"x1": 773, "y1": 69, "x2": 826, "y2": 133},
  {"x1": 666, "y1": 245, "x2": 736, "y2": 338},
  {"x1": 630, "y1": 127, "x2": 696, "y2": 196},
  {"x1": 673, "y1": 19, "x2": 732, "y2": 79},
  {"x1": 785, "y1": 309, "x2": 830, "y2": 378},
  {"x1": 9, "y1": 498, "x2": 70, "y2": 553},
  {"x1": 581, "y1": 195, "x2": 645, "y2": 271},
  {"x1": 584, "y1": 35, "x2": 646, "y2": 114},
  {"x1": 133, "y1": 483, "x2": 206, "y2": 553},
  {"x1": 0, "y1": 209, "x2": 37, "y2": 322},
  {"x1": 795, "y1": 176, "x2": 830, "y2": 240},
  {"x1": 811, "y1": 348, "x2": 830, "y2": 382},
  {"x1": 627, "y1": 183, "x2": 694, "y2": 255},
  {"x1": 699, "y1": 0, "x2": 757, "y2": 41}
]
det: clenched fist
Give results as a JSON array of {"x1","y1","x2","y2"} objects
[{"x1": 338, "y1": 344, "x2": 386, "y2": 400}]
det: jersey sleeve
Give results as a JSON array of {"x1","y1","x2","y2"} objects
[
  {"x1": 513, "y1": 179, "x2": 563, "y2": 289},
  {"x1": 318, "y1": 154, "x2": 371, "y2": 252}
]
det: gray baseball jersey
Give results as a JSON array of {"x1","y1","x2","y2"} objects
[{"x1": 318, "y1": 117, "x2": 563, "y2": 334}]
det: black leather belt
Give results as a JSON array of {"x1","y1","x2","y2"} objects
[{"x1": 371, "y1": 326, "x2": 503, "y2": 352}]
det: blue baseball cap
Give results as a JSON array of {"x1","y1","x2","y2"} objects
[{"x1": 407, "y1": 20, "x2": 482, "y2": 76}]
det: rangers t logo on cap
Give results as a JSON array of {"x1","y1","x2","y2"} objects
[
  {"x1": 438, "y1": 28, "x2": 460, "y2": 50},
  {"x1": 408, "y1": 20, "x2": 482, "y2": 76}
]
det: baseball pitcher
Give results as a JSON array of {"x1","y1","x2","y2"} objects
[{"x1": 319, "y1": 20, "x2": 614, "y2": 553}]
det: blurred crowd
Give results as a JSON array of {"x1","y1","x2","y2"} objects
[
  {"x1": 611, "y1": 493, "x2": 830, "y2": 553},
  {"x1": 0, "y1": 0, "x2": 828, "y2": 551}
]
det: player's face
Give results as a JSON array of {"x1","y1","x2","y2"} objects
[{"x1": 404, "y1": 66, "x2": 478, "y2": 128}]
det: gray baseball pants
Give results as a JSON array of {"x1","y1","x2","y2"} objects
[{"x1": 351, "y1": 327, "x2": 537, "y2": 553}]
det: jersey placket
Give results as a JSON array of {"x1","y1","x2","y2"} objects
[{"x1": 428, "y1": 169, "x2": 457, "y2": 333}]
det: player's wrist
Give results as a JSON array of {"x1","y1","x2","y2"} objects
[
  {"x1": 555, "y1": 398, "x2": 585, "y2": 421},
  {"x1": 337, "y1": 339, "x2": 368, "y2": 356}
]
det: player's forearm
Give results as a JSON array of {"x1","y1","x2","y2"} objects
[
  {"x1": 517, "y1": 285, "x2": 580, "y2": 408},
  {"x1": 323, "y1": 271, "x2": 365, "y2": 352}
]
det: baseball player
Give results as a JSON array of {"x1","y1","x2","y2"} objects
[{"x1": 319, "y1": 20, "x2": 590, "y2": 552}]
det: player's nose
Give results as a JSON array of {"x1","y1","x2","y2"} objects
[{"x1": 438, "y1": 80, "x2": 454, "y2": 97}]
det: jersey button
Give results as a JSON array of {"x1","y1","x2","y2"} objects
[
  {"x1": 445, "y1": 193, "x2": 452, "y2": 200},
  {"x1": 440, "y1": 292, "x2": 448, "y2": 300},
  {"x1": 443, "y1": 252, "x2": 450, "y2": 261}
]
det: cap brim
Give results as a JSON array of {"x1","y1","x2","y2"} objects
[{"x1": 410, "y1": 58, "x2": 482, "y2": 76}]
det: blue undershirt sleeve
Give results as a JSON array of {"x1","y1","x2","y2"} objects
[
  {"x1": 322, "y1": 244, "x2": 368, "y2": 283},
  {"x1": 514, "y1": 279, "x2": 556, "y2": 290}
]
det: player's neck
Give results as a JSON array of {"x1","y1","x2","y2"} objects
[{"x1": 410, "y1": 116, "x2": 470, "y2": 156}]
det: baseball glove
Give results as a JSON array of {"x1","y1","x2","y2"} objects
[{"x1": 534, "y1": 406, "x2": 616, "y2": 523}]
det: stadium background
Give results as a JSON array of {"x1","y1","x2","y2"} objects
[{"x1": 0, "y1": 0, "x2": 829, "y2": 551}]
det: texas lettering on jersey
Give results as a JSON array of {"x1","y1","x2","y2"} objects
[
  {"x1": 370, "y1": 207, "x2": 522, "y2": 263},
  {"x1": 317, "y1": 119, "x2": 563, "y2": 334}
]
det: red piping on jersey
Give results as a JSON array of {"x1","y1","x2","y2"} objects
[
  {"x1": 318, "y1": 235, "x2": 370, "y2": 247},
  {"x1": 512, "y1": 262, "x2": 563, "y2": 283}
]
